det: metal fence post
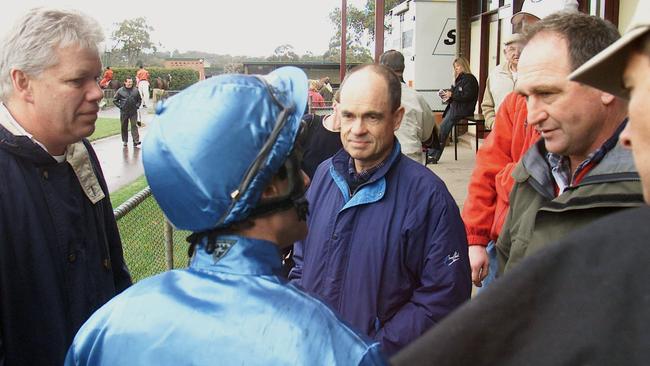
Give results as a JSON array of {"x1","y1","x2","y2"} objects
[{"x1": 164, "y1": 219, "x2": 174, "y2": 270}]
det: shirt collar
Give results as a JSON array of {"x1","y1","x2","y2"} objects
[
  {"x1": 344, "y1": 140, "x2": 399, "y2": 194},
  {"x1": 190, "y1": 235, "x2": 283, "y2": 276},
  {"x1": 0, "y1": 102, "x2": 66, "y2": 161},
  {"x1": 547, "y1": 119, "x2": 627, "y2": 192}
]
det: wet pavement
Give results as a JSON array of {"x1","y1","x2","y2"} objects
[{"x1": 93, "y1": 107, "x2": 154, "y2": 193}]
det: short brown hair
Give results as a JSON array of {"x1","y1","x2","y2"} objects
[
  {"x1": 379, "y1": 50, "x2": 405, "y2": 73},
  {"x1": 522, "y1": 12, "x2": 620, "y2": 71}
]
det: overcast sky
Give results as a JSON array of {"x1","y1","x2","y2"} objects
[{"x1": 0, "y1": 0, "x2": 368, "y2": 57}]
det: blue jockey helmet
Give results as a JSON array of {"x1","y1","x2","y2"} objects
[{"x1": 143, "y1": 66, "x2": 309, "y2": 233}]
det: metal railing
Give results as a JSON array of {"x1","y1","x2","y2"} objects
[{"x1": 113, "y1": 187, "x2": 190, "y2": 282}]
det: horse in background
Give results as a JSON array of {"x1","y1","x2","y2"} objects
[
  {"x1": 100, "y1": 79, "x2": 122, "y2": 110},
  {"x1": 152, "y1": 74, "x2": 172, "y2": 104},
  {"x1": 106, "y1": 79, "x2": 122, "y2": 90}
]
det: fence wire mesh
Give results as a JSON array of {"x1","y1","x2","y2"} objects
[{"x1": 114, "y1": 187, "x2": 190, "y2": 282}]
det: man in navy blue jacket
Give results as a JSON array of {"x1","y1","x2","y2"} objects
[
  {"x1": 0, "y1": 8, "x2": 131, "y2": 365},
  {"x1": 290, "y1": 64, "x2": 471, "y2": 355}
]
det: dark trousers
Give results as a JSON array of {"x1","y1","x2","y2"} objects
[
  {"x1": 428, "y1": 114, "x2": 461, "y2": 161},
  {"x1": 120, "y1": 112, "x2": 140, "y2": 144}
]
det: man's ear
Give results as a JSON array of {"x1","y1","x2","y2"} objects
[
  {"x1": 10, "y1": 69, "x2": 34, "y2": 103},
  {"x1": 393, "y1": 106, "x2": 405, "y2": 131},
  {"x1": 261, "y1": 175, "x2": 283, "y2": 200},
  {"x1": 600, "y1": 91, "x2": 616, "y2": 105}
]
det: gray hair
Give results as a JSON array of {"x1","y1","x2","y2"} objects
[{"x1": 0, "y1": 8, "x2": 104, "y2": 101}]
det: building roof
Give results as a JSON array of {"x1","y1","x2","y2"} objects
[
  {"x1": 165, "y1": 58, "x2": 204, "y2": 62},
  {"x1": 242, "y1": 61, "x2": 363, "y2": 68}
]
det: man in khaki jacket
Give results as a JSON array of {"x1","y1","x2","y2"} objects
[{"x1": 480, "y1": 34, "x2": 523, "y2": 129}]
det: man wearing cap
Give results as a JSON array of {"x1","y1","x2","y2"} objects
[
  {"x1": 290, "y1": 64, "x2": 471, "y2": 355},
  {"x1": 380, "y1": 49, "x2": 437, "y2": 164},
  {"x1": 461, "y1": 0, "x2": 580, "y2": 288},
  {"x1": 480, "y1": 34, "x2": 523, "y2": 130},
  {"x1": 65, "y1": 67, "x2": 386, "y2": 366},
  {"x1": 390, "y1": 5, "x2": 650, "y2": 365}
]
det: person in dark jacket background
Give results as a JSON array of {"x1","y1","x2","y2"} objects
[
  {"x1": 0, "y1": 8, "x2": 132, "y2": 365},
  {"x1": 428, "y1": 57, "x2": 479, "y2": 163},
  {"x1": 299, "y1": 90, "x2": 343, "y2": 179},
  {"x1": 290, "y1": 64, "x2": 471, "y2": 355},
  {"x1": 113, "y1": 77, "x2": 142, "y2": 147}
]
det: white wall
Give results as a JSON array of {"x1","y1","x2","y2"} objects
[{"x1": 618, "y1": 0, "x2": 640, "y2": 33}]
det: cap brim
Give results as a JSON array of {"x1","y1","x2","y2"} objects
[
  {"x1": 569, "y1": 26, "x2": 650, "y2": 100},
  {"x1": 511, "y1": 12, "x2": 538, "y2": 25},
  {"x1": 503, "y1": 33, "x2": 523, "y2": 45}
]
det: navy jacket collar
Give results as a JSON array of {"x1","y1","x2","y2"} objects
[
  {"x1": 331, "y1": 139, "x2": 402, "y2": 191},
  {"x1": 0, "y1": 124, "x2": 56, "y2": 165}
]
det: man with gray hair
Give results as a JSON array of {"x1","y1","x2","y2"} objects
[
  {"x1": 480, "y1": 34, "x2": 523, "y2": 130},
  {"x1": 380, "y1": 50, "x2": 436, "y2": 164},
  {"x1": 0, "y1": 8, "x2": 131, "y2": 364}
]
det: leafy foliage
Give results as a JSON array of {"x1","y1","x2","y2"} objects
[
  {"x1": 110, "y1": 67, "x2": 199, "y2": 91},
  {"x1": 267, "y1": 44, "x2": 300, "y2": 61},
  {"x1": 325, "y1": 0, "x2": 404, "y2": 62},
  {"x1": 111, "y1": 18, "x2": 158, "y2": 66}
]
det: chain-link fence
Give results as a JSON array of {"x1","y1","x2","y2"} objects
[{"x1": 114, "y1": 187, "x2": 190, "y2": 282}]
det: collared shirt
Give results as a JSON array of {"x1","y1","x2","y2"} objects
[
  {"x1": 347, "y1": 156, "x2": 387, "y2": 194},
  {"x1": 547, "y1": 120, "x2": 627, "y2": 193},
  {"x1": 0, "y1": 102, "x2": 67, "y2": 162}
]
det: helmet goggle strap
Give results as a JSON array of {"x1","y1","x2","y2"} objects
[
  {"x1": 214, "y1": 75, "x2": 295, "y2": 226},
  {"x1": 186, "y1": 76, "x2": 306, "y2": 250},
  {"x1": 247, "y1": 146, "x2": 308, "y2": 221}
]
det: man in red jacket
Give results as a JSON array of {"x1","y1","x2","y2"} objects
[{"x1": 461, "y1": 0, "x2": 577, "y2": 288}]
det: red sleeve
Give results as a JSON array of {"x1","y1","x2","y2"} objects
[{"x1": 461, "y1": 92, "x2": 520, "y2": 246}]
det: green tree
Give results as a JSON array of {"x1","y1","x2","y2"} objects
[
  {"x1": 362, "y1": 0, "x2": 403, "y2": 40},
  {"x1": 111, "y1": 17, "x2": 158, "y2": 66},
  {"x1": 267, "y1": 44, "x2": 300, "y2": 61},
  {"x1": 325, "y1": 0, "x2": 403, "y2": 62}
]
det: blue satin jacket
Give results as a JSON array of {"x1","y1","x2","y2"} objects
[{"x1": 65, "y1": 236, "x2": 386, "y2": 365}]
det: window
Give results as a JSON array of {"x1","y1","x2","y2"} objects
[{"x1": 402, "y1": 29, "x2": 413, "y2": 48}]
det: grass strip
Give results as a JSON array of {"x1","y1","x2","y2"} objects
[
  {"x1": 89, "y1": 117, "x2": 121, "y2": 142},
  {"x1": 109, "y1": 175, "x2": 189, "y2": 282},
  {"x1": 110, "y1": 175, "x2": 148, "y2": 209}
]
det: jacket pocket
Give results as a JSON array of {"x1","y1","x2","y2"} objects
[{"x1": 505, "y1": 235, "x2": 529, "y2": 270}]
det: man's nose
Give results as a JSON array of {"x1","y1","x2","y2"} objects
[
  {"x1": 301, "y1": 170, "x2": 311, "y2": 189},
  {"x1": 526, "y1": 96, "x2": 548, "y2": 126},
  {"x1": 619, "y1": 120, "x2": 633, "y2": 150},
  {"x1": 350, "y1": 118, "x2": 367, "y2": 135},
  {"x1": 89, "y1": 81, "x2": 104, "y2": 102}
]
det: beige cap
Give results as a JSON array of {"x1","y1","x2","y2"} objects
[
  {"x1": 511, "y1": 0, "x2": 579, "y2": 24},
  {"x1": 569, "y1": 2, "x2": 650, "y2": 99},
  {"x1": 503, "y1": 33, "x2": 523, "y2": 45}
]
